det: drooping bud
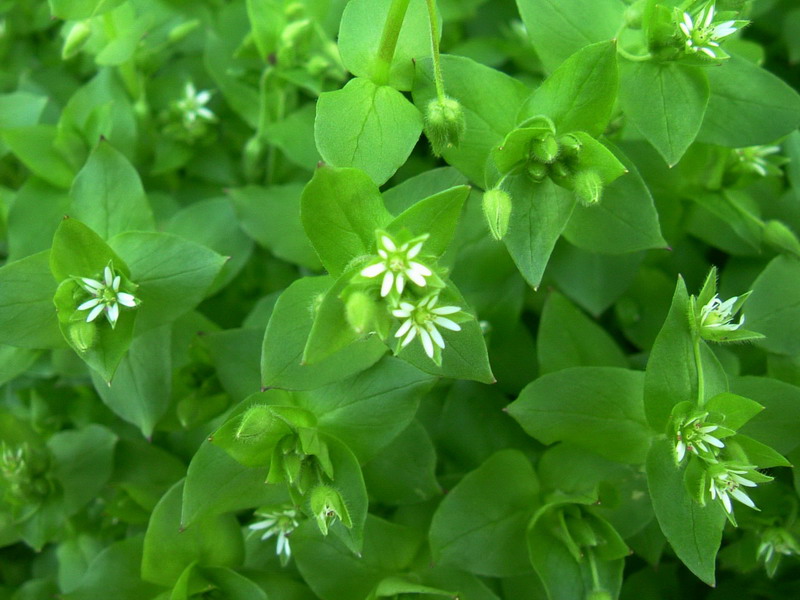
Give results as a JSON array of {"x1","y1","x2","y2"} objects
[
  {"x1": 62, "y1": 21, "x2": 92, "y2": 60},
  {"x1": 574, "y1": 170, "x2": 604, "y2": 206},
  {"x1": 424, "y1": 96, "x2": 466, "y2": 157},
  {"x1": 481, "y1": 189, "x2": 512, "y2": 241},
  {"x1": 345, "y1": 291, "x2": 379, "y2": 335},
  {"x1": 68, "y1": 320, "x2": 97, "y2": 353},
  {"x1": 309, "y1": 485, "x2": 352, "y2": 535},
  {"x1": 531, "y1": 132, "x2": 559, "y2": 164}
]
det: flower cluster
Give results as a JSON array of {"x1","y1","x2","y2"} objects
[
  {"x1": 674, "y1": 411, "x2": 725, "y2": 463},
  {"x1": 677, "y1": 2, "x2": 743, "y2": 59},
  {"x1": 359, "y1": 231, "x2": 463, "y2": 362},
  {"x1": 76, "y1": 264, "x2": 139, "y2": 328},
  {"x1": 248, "y1": 505, "x2": 300, "y2": 565}
]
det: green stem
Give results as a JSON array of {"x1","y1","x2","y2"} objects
[
  {"x1": 425, "y1": 0, "x2": 446, "y2": 101},
  {"x1": 614, "y1": 21, "x2": 653, "y2": 63},
  {"x1": 373, "y1": 0, "x2": 411, "y2": 86},
  {"x1": 586, "y1": 548, "x2": 603, "y2": 592},
  {"x1": 693, "y1": 333, "x2": 706, "y2": 407}
]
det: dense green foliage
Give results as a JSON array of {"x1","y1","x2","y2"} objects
[{"x1": 1, "y1": 0, "x2": 800, "y2": 598}]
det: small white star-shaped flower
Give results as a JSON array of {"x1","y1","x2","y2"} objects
[
  {"x1": 360, "y1": 233, "x2": 433, "y2": 297},
  {"x1": 708, "y1": 465, "x2": 758, "y2": 514},
  {"x1": 678, "y1": 3, "x2": 741, "y2": 58},
  {"x1": 675, "y1": 412, "x2": 726, "y2": 463},
  {"x1": 392, "y1": 294, "x2": 462, "y2": 359},
  {"x1": 699, "y1": 294, "x2": 744, "y2": 332},
  {"x1": 248, "y1": 506, "x2": 300, "y2": 564},
  {"x1": 76, "y1": 264, "x2": 139, "y2": 328},
  {"x1": 176, "y1": 82, "x2": 216, "y2": 125}
]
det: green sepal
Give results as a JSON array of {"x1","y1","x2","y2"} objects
[{"x1": 491, "y1": 126, "x2": 554, "y2": 174}]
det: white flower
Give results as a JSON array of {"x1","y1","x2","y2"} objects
[
  {"x1": 360, "y1": 233, "x2": 433, "y2": 297},
  {"x1": 678, "y1": 3, "x2": 741, "y2": 58},
  {"x1": 675, "y1": 412, "x2": 725, "y2": 463},
  {"x1": 76, "y1": 265, "x2": 139, "y2": 328},
  {"x1": 734, "y1": 145, "x2": 781, "y2": 177},
  {"x1": 708, "y1": 464, "x2": 758, "y2": 514},
  {"x1": 176, "y1": 82, "x2": 215, "y2": 125},
  {"x1": 248, "y1": 506, "x2": 300, "y2": 564},
  {"x1": 699, "y1": 294, "x2": 744, "y2": 332},
  {"x1": 392, "y1": 294, "x2": 462, "y2": 359}
]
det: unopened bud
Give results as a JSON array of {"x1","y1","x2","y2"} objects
[
  {"x1": 168, "y1": 19, "x2": 200, "y2": 43},
  {"x1": 68, "y1": 320, "x2": 97, "y2": 353},
  {"x1": 558, "y1": 134, "x2": 582, "y2": 159},
  {"x1": 482, "y1": 189, "x2": 512, "y2": 240},
  {"x1": 243, "y1": 136, "x2": 265, "y2": 182},
  {"x1": 623, "y1": 0, "x2": 646, "y2": 28},
  {"x1": 345, "y1": 291, "x2": 378, "y2": 335},
  {"x1": 527, "y1": 161, "x2": 549, "y2": 182},
  {"x1": 574, "y1": 170, "x2": 604, "y2": 206},
  {"x1": 62, "y1": 21, "x2": 91, "y2": 60},
  {"x1": 424, "y1": 96, "x2": 466, "y2": 157},
  {"x1": 531, "y1": 132, "x2": 559, "y2": 164},
  {"x1": 235, "y1": 405, "x2": 291, "y2": 445},
  {"x1": 550, "y1": 161, "x2": 572, "y2": 180},
  {"x1": 310, "y1": 485, "x2": 352, "y2": 535}
]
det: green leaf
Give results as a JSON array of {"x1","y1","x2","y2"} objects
[
  {"x1": 262, "y1": 276, "x2": 386, "y2": 390},
  {"x1": 48, "y1": 424, "x2": 117, "y2": 516},
  {"x1": 643, "y1": 277, "x2": 728, "y2": 432},
  {"x1": 412, "y1": 55, "x2": 529, "y2": 184},
  {"x1": 571, "y1": 132, "x2": 628, "y2": 185},
  {"x1": 110, "y1": 231, "x2": 226, "y2": 333},
  {"x1": 698, "y1": 55, "x2": 800, "y2": 147},
  {"x1": 733, "y1": 376, "x2": 800, "y2": 455},
  {"x1": 48, "y1": 0, "x2": 126, "y2": 19},
  {"x1": 0, "y1": 251, "x2": 63, "y2": 349},
  {"x1": 299, "y1": 165, "x2": 392, "y2": 277},
  {"x1": 89, "y1": 325, "x2": 172, "y2": 437},
  {"x1": 294, "y1": 357, "x2": 434, "y2": 462},
  {"x1": 645, "y1": 438, "x2": 725, "y2": 585},
  {"x1": 509, "y1": 367, "x2": 652, "y2": 463},
  {"x1": 338, "y1": 0, "x2": 433, "y2": 91},
  {"x1": 50, "y1": 217, "x2": 128, "y2": 282},
  {"x1": 704, "y1": 392, "x2": 764, "y2": 432},
  {"x1": 429, "y1": 449, "x2": 539, "y2": 577},
  {"x1": 315, "y1": 78, "x2": 422, "y2": 185},
  {"x1": 200, "y1": 567, "x2": 269, "y2": 600},
  {"x1": 205, "y1": 328, "x2": 262, "y2": 402},
  {"x1": 538, "y1": 292, "x2": 628, "y2": 374},
  {"x1": 230, "y1": 184, "x2": 321, "y2": 270},
  {"x1": 519, "y1": 41, "x2": 618, "y2": 136},
  {"x1": 516, "y1": 0, "x2": 625, "y2": 71},
  {"x1": 563, "y1": 143, "x2": 666, "y2": 254},
  {"x1": 182, "y1": 440, "x2": 285, "y2": 527},
  {"x1": 387, "y1": 185, "x2": 470, "y2": 257},
  {"x1": 0, "y1": 91, "x2": 48, "y2": 130},
  {"x1": 745, "y1": 255, "x2": 800, "y2": 356},
  {"x1": 370, "y1": 577, "x2": 455, "y2": 599},
  {"x1": 142, "y1": 481, "x2": 244, "y2": 587},
  {"x1": 245, "y1": 0, "x2": 281, "y2": 59},
  {"x1": 1, "y1": 125, "x2": 78, "y2": 188},
  {"x1": 728, "y1": 434, "x2": 791, "y2": 469},
  {"x1": 503, "y1": 177, "x2": 576, "y2": 289},
  {"x1": 619, "y1": 60, "x2": 709, "y2": 166},
  {"x1": 7, "y1": 178, "x2": 71, "y2": 262}
]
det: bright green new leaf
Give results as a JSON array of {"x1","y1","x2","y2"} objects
[
  {"x1": 509, "y1": 367, "x2": 652, "y2": 463},
  {"x1": 745, "y1": 255, "x2": 800, "y2": 356},
  {"x1": 315, "y1": 78, "x2": 422, "y2": 185},
  {"x1": 429, "y1": 449, "x2": 539, "y2": 577},
  {"x1": 50, "y1": 217, "x2": 129, "y2": 282},
  {"x1": 619, "y1": 60, "x2": 709, "y2": 166},
  {"x1": 300, "y1": 165, "x2": 392, "y2": 277},
  {"x1": 519, "y1": 41, "x2": 618, "y2": 137}
]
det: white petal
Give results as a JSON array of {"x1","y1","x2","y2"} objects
[
  {"x1": 419, "y1": 328, "x2": 434, "y2": 358},
  {"x1": 432, "y1": 305, "x2": 460, "y2": 315},
  {"x1": 731, "y1": 474, "x2": 758, "y2": 487},
  {"x1": 409, "y1": 261, "x2": 432, "y2": 277},
  {"x1": 380, "y1": 272, "x2": 394, "y2": 297},
  {"x1": 78, "y1": 298, "x2": 101, "y2": 311},
  {"x1": 401, "y1": 326, "x2": 417, "y2": 347},
  {"x1": 392, "y1": 308, "x2": 412, "y2": 318},
  {"x1": 427, "y1": 324, "x2": 445, "y2": 349},
  {"x1": 704, "y1": 5, "x2": 715, "y2": 28},
  {"x1": 683, "y1": 12, "x2": 694, "y2": 31},
  {"x1": 700, "y1": 46, "x2": 717, "y2": 58},
  {"x1": 394, "y1": 272, "x2": 405, "y2": 294},
  {"x1": 730, "y1": 487, "x2": 755, "y2": 508},
  {"x1": 87, "y1": 304, "x2": 105, "y2": 322},
  {"x1": 81, "y1": 277, "x2": 103, "y2": 291},
  {"x1": 710, "y1": 482, "x2": 717, "y2": 499},
  {"x1": 434, "y1": 317, "x2": 461, "y2": 331},
  {"x1": 380, "y1": 235, "x2": 396, "y2": 252},
  {"x1": 720, "y1": 491, "x2": 733, "y2": 513},
  {"x1": 395, "y1": 319, "x2": 412, "y2": 339},
  {"x1": 406, "y1": 242, "x2": 423, "y2": 259},
  {"x1": 104, "y1": 266, "x2": 114, "y2": 286},
  {"x1": 405, "y1": 268, "x2": 427, "y2": 287},
  {"x1": 198, "y1": 107, "x2": 215, "y2": 121},
  {"x1": 676, "y1": 440, "x2": 686, "y2": 463},
  {"x1": 679, "y1": 22, "x2": 691, "y2": 38},
  {"x1": 249, "y1": 520, "x2": 277, "y2": 531},
  {"x1": 196, "y1": 90, "x2": 211, "y2": 104},
  {"x1": 360, "y1": 262, "x2": 387, "y2": 278},
  {"x1": 117, "y1": 292, "x2": 138, "y2": 307},
  {"x1": 112, "y1": 275, "x2": 121, "y2": 291},
  {"x1": 106, "y1": 303, "x2": 119, "y2": 327},
  {"x1": 704, "y1": 435, "x2": 725, "y2": 448}
]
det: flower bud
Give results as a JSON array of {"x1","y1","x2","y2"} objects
[
  {"x1": 310, "y1": 485, "x2": 352, "y2": 535},
  {"x1": 527, "y1": 161, "x2": 549, "y2": 182},
  {"x1": 557, "y1": 134, "x2": 583, "y2": 159},
  {"x1": 235, "y1": 405, "x2": 292, "y2": 445},
  {"x1": 68, "y1": 320, "x2": 97, "y2": 353},
  {"x1": 243, "y1": 136, "x2": 265, "y2": 182},
  {"x1": 531, "y1": 132, "x2": 559, "y2": 164},
  {"x1": 345, "y1": 291, "x2": 378, "y2": 335},
  {"x1": 482, "y1": 189, "x2": 512, "y2": 241},
  {"x1": 623, "y1": 0, "x2": 646, "y2": 28},
  {"x1": 574, "y1": 169, "x2": 604, "y2": 206},
  {"x1": 424, "y1": 96, "x2": 466, "y2": 157},
  {"x1": 62, "y1": 21, "x2": 92, "y2": 60}
]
